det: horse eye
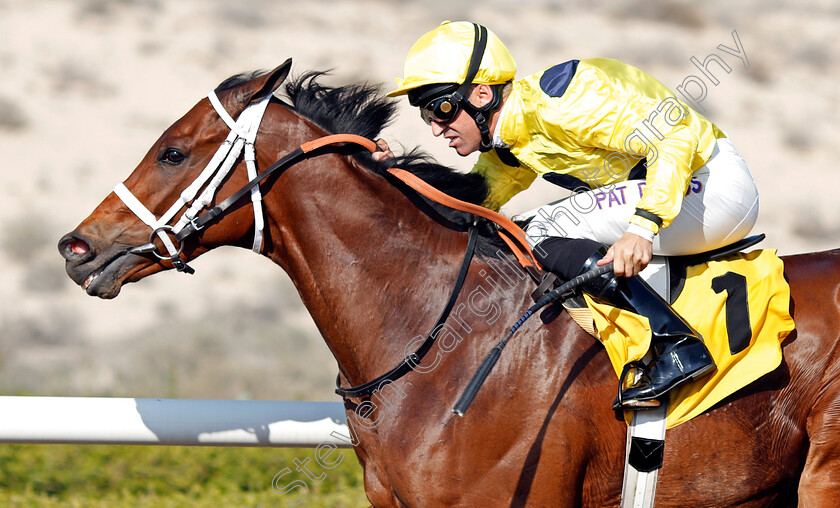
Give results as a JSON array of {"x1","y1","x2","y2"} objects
[{"x1": 161, "y1": 148, "x2": 186, "y2": 166}]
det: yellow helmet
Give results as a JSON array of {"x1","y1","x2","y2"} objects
[{"x1": 387, "y1": 21, "x2": 517, "y2": 98}]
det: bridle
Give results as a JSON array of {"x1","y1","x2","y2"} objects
[
  {"x1": 113, "y1": 90, "x2": 273, "y2": 273},
  {"x1": 113, "y1": 90, "x2": 375, "y2": 274}
]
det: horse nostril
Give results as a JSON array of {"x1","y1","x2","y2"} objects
[
  {"x1": 69, "y1": 238, "x2": 89, "y2": 255},
  {"x1": 58, "y1": 234, "x2": 92, "y2": 261}
]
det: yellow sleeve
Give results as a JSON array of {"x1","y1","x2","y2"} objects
[
  {"x1": 472, "y1": 150, "x2": 538, "y2": 211},
  {"x1": 552, "y1": 60, "x2": 698, "y2": 228},
  {"x1": 628, "y1": 214, "x2": 661, "y2": 235}
]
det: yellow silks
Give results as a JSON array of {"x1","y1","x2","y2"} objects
[{"x1": 473, "y1": 58, "x2": 724, "y2": 230}]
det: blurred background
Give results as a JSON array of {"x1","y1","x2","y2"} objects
[{"x1": 0, "y1": 0, "x2": 838, "y2": 404}]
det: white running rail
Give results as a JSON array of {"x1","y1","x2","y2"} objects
[{"x1": 0, "y1": 397, "x2": 352, "y2": 448}]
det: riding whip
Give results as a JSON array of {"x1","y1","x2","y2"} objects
[{"x1": 452, "y1": 262, "x2": 614, "y2": 417}]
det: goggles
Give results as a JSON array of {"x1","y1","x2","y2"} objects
[{"x1": 419, "y1": 95, "x2": 462, "y2": 125}]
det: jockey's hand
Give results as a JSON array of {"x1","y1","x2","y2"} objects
[
  {"x1": 598, "y1": 232, "x2": 653, "y2": 277},
  {"x1": 372, "y1": 138, "x2": 394, "y2": 162}
]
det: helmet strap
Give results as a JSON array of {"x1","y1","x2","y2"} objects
[
  {"x1": 453, "y1": 24, "x2": 487, "y2": 105},
  {"x1": 455, "y1": 24, "x2": 501, "y2": 152},
  {"x1": 461, "y1": 85, "x2": 503, "y2": 152}
]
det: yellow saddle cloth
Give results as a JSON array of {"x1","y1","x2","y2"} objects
[{"x1": 583, "y1": 249, "x2": 795, "y2": 429}]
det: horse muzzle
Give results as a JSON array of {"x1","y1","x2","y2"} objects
[{"x1": 58, "y1": 230, "x2": 148, "y2": 299}]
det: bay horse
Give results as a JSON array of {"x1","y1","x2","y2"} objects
[{"x1": 58, "y1": 60, "x2": 840, "y2": 507}]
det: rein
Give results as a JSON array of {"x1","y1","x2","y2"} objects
[{"x1": 387, "y1": 168, "x2": 542, "y2": 273}]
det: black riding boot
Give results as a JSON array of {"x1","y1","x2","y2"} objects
[{"x1": 577, "y1": 251, "x2": 716, "y2": 410}]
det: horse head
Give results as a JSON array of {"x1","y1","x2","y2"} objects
[{"x1": 58, "y1": 61, "x2": 293, "y2": 299}]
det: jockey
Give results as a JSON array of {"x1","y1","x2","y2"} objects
[{"x1": 375, "y1": 21, "x2": 759, "y2": 409}]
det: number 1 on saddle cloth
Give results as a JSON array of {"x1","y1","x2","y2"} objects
[{"x1": 532, "y1": 233, "x2": 794, "y2": 426}]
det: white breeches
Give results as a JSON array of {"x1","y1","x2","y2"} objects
[{"x1": 518, "y1": 137, "x2": 759, "y2": 256}]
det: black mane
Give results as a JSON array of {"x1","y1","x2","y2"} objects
[{"x1": 282, "y1": 72, "x2": 490, "y2": 210}]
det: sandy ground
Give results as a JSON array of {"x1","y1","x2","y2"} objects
[{"x1": 0, "y1": 0, "x2": 838, "y2": 401}]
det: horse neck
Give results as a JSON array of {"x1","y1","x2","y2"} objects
[{"x1": 257, "y1": 139, "x2": 473, "y2": 384}]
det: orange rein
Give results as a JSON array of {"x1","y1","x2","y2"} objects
[
  {"x1": 386, "y1": 167, "x2": 541, "y2": 271},
  {"x1": 301, "y1": 133, "x2": 378, "y2": 154},
  {"x1": 303, "y1": 133, "x2": 541, "y2": 271}
]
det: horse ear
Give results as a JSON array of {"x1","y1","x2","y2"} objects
[{"x1": 248, "y1": 58, "x2": 293, "y2": 104}]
